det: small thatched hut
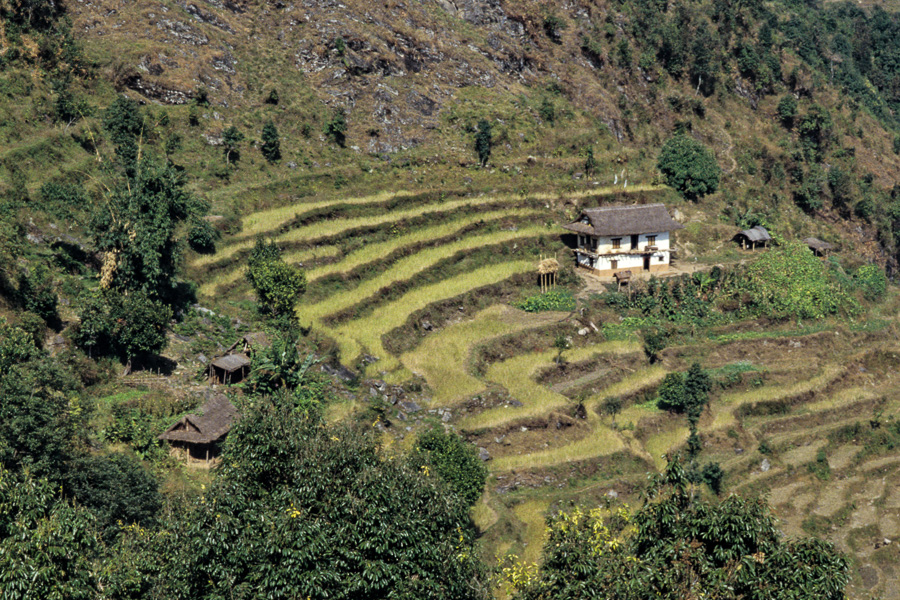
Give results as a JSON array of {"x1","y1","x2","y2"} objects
[
  {"x1": 735, "y1": 226, "x2": 771, "y2": 250},
  {"x1": 209, "y1": 353, "x2": 251, "y2": 384},
  {"x1": 159, "y1": 395, "x2": 238, "y2": 464},
  {"x1": 803, "y1": 237, "x2": 835, "y2": 257}
]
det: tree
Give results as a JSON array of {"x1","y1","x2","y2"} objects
[
  {"x1": 65, "y1": 453, "x2": 162, "y2": 540},
  {"x1": 511, "y1": 457, "x2": 849, "y2": 600},
  {"x1": 641, "y1": 326, "x2": 667, "y2": 363},
  {"x1": 89, "y1": 156, "x2": 205, "y2": 301},
  {"x1": 777, "y1": 95, "x2": 798, "y2": 128},
  {"x1": 324, "y1": 108, "x2": 348, "y2": 147},
  {"x1": 103, "y1": 96, "x2": 144, "y2": 175},
  {"x1": 128, "y1": 399, "x2": 489, "y2": 600},
  {"x1": 657, "y1": 135, "x2": 720, "y2": 200},
  {"x1": 0, "y1": 468, "x2": 101, "y2": 600},
  {"x1": 475, "y1": 119, "x2": 492, "y2": 167},
  {"x1": 260, "y1": 120, "x2": 281, "y2": 163},
  {"x1": 245, "y1": 238, "x2": 307, "y2": 317},
  {"x1": 601, "y1": 396, "x2": 622, "y2": 427},
  {"x1": 74, "y1": 290, "x2": 172, "y2": 371},
  {"x1": 0, "y1": 350, "x2": 84, "y2": 484},
  {"x1": 222, "y1": 125, "x2": 244, "y2": 165},
  {"x1": 187, "y1": 218, "x2": 220, "y2": 254},
  {"x1": 553, "y1": 334, "x2": 569, "y2": 365},
  {"x1": 798, "y1": 103, "x2": 833, "y2": 162},
  {"x1": 415, "y1": 427, "x2": 488, "y2": 507},
  {"x1": 584, "y1": 147, "x2": 597, "y2": 176}
]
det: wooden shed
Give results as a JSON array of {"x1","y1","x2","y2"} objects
[
  {"x1": 209, "y1": 353, "x2": 251, "y2": 384},
  {"x1": 159, "y1": 395, "x2": 238, "y2": 464},
  {"x1": 735, "y1": 226, "x2": 772, "y2": 250},
  {"x1": 803, "y1": 237, "x2": 835, "y2": 257}
]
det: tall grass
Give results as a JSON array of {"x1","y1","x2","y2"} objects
[
  {"x1": 190, "y1": 195, "x2": 525, "y2": 269},
  {"x1": 401, "y1": 305, "x2": 563, "y2": 405},
  {"x1": 197, "y1": 245, "x2": 341, "y2": 297},
  {"x1": 237, "y1": 190, "x2": 401, "y2": 239},
  {"x1": 326, "y1": 261, "x2": 536, "y2": 372},
  {"x1": 307, "y1": 208, "x2": 545, "y2": 282},
  {"x1": 461, "y1": 341, "x2": 639, "y2": 431},
  {"x1": 295, "y1": 227, "x2": 548, "y2": 325}
]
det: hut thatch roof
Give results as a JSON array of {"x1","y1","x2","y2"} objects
[
  {"x1": 803, "y1": 237, "x2": 834, "y2": 252},
  {"x1": 159, "y1": 395, "x2": 238, "y2": 445},
  {"x1": 210, "y1": 353, "x2": 251, "y2": 373},
  {"x1": 562, "y1": 204, "x2": 684, "y2": 237},
  {"x1": 736, "y1": 225, "x2": 772, "y2": 243},
  {"x1": 227, "y1": 332, "x2": 271, "y2": 354}
]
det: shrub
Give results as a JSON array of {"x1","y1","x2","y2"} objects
[
  {"x1": 657, "y1": 135, "x2": 720, "y2": 200},
  {"x1": 777, "y1": 95, "x2": 798, "y2": 128},
  {"x1": 324, "y1": 108, "x2": 347, "y2": 147},
  {"x1": 66, "y1": 453, "x2": 162, "y2": 539},
  {"x1": 260, "y1": 120, "x2": 281, "y2": 163},
  {"x1": 746, "y1": 241, "x2": 856, "y2": 319},
  {"x1": 475, "y1": 119, "x2": 492, "y2": 167},
  {"x1": 517, "y1": 289, "x2": 575, "y2": 312},
  {"x1": 187, "y1": 219, "x2": 220, "y2": 254},
  {"x1": 415, "y1": 427, "x2": 488, "y2": 507},
  {"x1": 855, "y1": 264, "x2": 886, "y2": 302}
]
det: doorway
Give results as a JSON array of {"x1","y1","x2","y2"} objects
[
  {"x1": 643, "y1": 255, "x2": 651, "y2": 271},
  {"x1": 631, "y1": 234, "x2": 639, "y2": 249}
]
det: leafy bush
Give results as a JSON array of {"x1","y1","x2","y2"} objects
[
  {"x1": 475, "y1": 119, "x2": 492, "y2": 167},
  {"x1": 415, "y1": 427, "x2": 488, "y2": 507},
  {"x1": 657, "y1": 134, "x2": 720, "y2": 200},
  {"x1": 245, "y1": 239, "x2": 307, "y2": 317},
  {"x1": 324, "y1": 108, "x2": 347, "y2": 147},
  {"x1": 855, "y1": 264, "x2": 886, "y2": 301},
  {"x1": 517, "y1": 289, "x2": 575, "y2": 312},
  {"x1": 187, "y1": 218, "x2": 220, "y2": 254},
  {"x1": 66, "y1": 453, "x2": 162, "y2": 539},
  {"x1": 746, "y1": 241, "x2": 857, "y2": 319},
  {"x1": 512, "y1": 458, "x2": 849, "y2": 600}
]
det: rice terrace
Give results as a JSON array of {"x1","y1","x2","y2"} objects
[
  {"x1": 187, "y1": 180, "x2": 900, "y2": 599},
  {"x1": 9, "y1": 0, "x2": 900, "y2": 595}
]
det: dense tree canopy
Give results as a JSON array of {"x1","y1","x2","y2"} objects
[
  {"x1": 657, "y1": 135, "x2": 720, "y2": 200},
  {"x1": 246, "y1": 239, "x2": 307, "y2": 317},
  {"x1": 90, "y1": 156, "x2": 205, "y2": 302},
  {"x1": 106, "y1": 398, "x2": 489, "y2": 600},
  {"x1": 512, "y1": 458, "x2": 848, "y2": 600}
]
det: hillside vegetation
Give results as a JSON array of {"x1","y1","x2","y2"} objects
[{"x1": 3, "y1": 0, "x2": 900, "y2": 598}]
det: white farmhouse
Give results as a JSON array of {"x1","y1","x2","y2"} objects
[{"x1": 562, "y1": 203, "x2": 684, "y2": 276}]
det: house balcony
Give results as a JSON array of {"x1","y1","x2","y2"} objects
[{"x1": 573, "y1": 246, "x2": 665, "y2": 257}]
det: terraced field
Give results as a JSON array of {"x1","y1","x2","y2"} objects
[{"x1": 196, "y1": 185, "x2": 900, "y2": 599}]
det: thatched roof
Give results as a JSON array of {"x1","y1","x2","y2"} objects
[
  {"x1": 803, "y1": 237, "x2": 834, "y2": 252},
  {"x1": 227, "y1": 332, "x2": 271, "y2": 354},
  {"x1": 159, "y1": 395, "x2": 238, "y2": 445},
  {"x1": 210, "y1": 353, "x2": 251, "y2": 373},
  {"x1": 563, "y1": 204, "x2": 684, "y2": 237},
  {"x1": 736, "y1": 225, "x2": 772, "y2": 243},
  {"x1": 538, "y1": 258, "x2": 559, "y2": 274}
]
